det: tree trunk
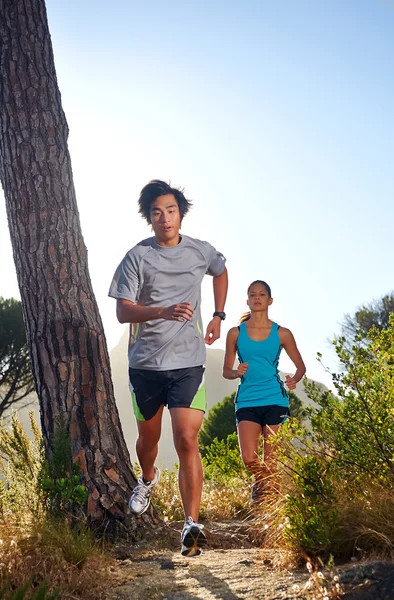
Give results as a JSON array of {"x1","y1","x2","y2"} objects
[{"x1": 0, "y1": 0, "x2": 145, "y2": 528}]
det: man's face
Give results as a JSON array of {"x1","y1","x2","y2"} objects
[{"x1": 150, "y1": 194, "x2": 181, "y2": 246}]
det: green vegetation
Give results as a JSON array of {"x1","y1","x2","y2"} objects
[
  {"x1": 0, "y1": 414, "x2": 112, "y2": 598},
  {"x1": 2, "y1": 292, "x2": 394, "y2": 594},
  {"x1": 341, "y1": 291, "x2": 394, "y2": 347},
  {"x1": 264, "y1": 315, "x2": 394, "y2": 559},
  {"x1": 198, "y1": 392, "x2": 236, "y2": 456}
]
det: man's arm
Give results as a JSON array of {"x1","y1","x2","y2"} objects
[
  {"x1": 117, "y1": 299, "x2": 194, "y2": 324},
  {"x1": 204, "y1": 267, "x2": 228, "y2": 345}
]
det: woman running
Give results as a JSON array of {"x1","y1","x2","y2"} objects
[{"x1": 223, "y1": 280, "x2": 306, "y2": 501}]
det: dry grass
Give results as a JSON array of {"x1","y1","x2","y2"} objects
[
  {"x1": 248, "y1": 465, "x2": 394, "y2": 566},
  {"x1": 150, "y1": 466, "x2": 250, "y2": 523},
  {"x1": 336, "y1": 487, "x2": 394, "y2": 559},
  {"x1": 0, "y1": 518, "x2": 120, "y2": 599}
]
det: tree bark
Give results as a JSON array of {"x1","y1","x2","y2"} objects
[{"x1": 0, "y1": 0, "x2": 143, "y2": 526}]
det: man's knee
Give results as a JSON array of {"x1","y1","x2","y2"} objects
[
  {"x1": 174, "y1": 431, "x2": 199, "y2": 456},
  {"x1": 137, "y1": 430, "x2": 160, "y2": 449}
]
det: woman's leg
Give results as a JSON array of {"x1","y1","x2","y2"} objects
[
  {"x1": 237, "y1": 420, "x2": 263, "y2": 475},
  {"x1": 262, "y1": 423, "x2": 280, "y2": 488}
]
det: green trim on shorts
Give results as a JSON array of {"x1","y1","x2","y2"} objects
[
  {"x1": 132, "y1": 392, "x2": 146, "y2": 421},
  {"x1": 190, "y1": 381, "x2": 206, "y2": 412},
  {"x1": 196, "y1": 321, "x2": 203, "y2": 335}
]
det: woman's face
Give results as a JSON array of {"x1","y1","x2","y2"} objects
[{"x1": 247, "y1": 283, "x2": 272, "y2": 311}]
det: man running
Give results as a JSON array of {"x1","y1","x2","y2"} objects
[{"x1": 109, "y1": 180, "x2": 228, "y2": 556}]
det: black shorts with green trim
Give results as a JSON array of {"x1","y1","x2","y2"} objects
[
  {"x1": 129, "y1": 366, "x2": 206, "y2": 421},
  {"x1": 235, "y1": 405, "x2": 290, "y2": 427}
]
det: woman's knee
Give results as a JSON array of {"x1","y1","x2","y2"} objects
[{"x1": 241, "y1": 452, "x2": 261, "y2": 472}]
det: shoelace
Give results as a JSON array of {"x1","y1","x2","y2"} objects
[
  {"x1": 133, "y1": 481, "x2": 152, "y2": 503},
  {"x1": 185, "y1": 517, "x2": 204, "y2": 530}
]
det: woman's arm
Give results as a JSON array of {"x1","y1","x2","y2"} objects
[
  {"x1": 222, "y1": 327, "x2": 248, "y2": 380},
  {"x1": 280, "y1": 328, "x2": 306, "y2": 389}
]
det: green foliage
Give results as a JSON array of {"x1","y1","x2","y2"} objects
[
  {"x1": 341, "y1": 291, "x2": 394, "y2": 348},
  {"x1": 199, "y1": 392, "x2": 236, "y2": 455},
  {"x1": 273, "y1": 315, "x2": 394, "y2": 558},
  {"x1": 0, "y1": 582, "x2": 59, "y2": 600},
  {"x1": 202, "y1": 432, "x2": 246, "y2": 481},
  {"x1": 39, "y1": 417, "x2": 89, "y2": 514},
  {"x1": 288, "y1": 390, "x2": 308, "y2": 421},
  {"x1": 0, "y1": 297, "x2": 35, "y2": 417},
  {"x1": 281, "y1": 450, "x2": 340, "y2": 555},
  {"x1": 0, "y1": 412, "x2": 88, "y2": 520}
]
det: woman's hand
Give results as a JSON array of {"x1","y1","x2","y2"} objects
[
  {"x1": 285, "y1": 374, "x2": 297, "y2": 390},
  {"x1": 237, "y1": 362, "x2": 248, "y2": 377}
]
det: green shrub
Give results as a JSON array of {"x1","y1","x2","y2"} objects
[
  {"x1": 270, "y1": 316, "x2": 394, "y2": 558},
  {"x1": 202, "y1": 432, "x2": 246, "y2": 481}
]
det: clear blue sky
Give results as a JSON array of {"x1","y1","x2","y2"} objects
[{"x1": 1, "y1": 0, "x2": 393, "y2": 388}]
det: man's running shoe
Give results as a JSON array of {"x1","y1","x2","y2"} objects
[
  {"x1": 181, "y1": 516, "x2": 207, "y2": 557},
  {"x1": 128, "y1": 466, "x2": 160, "y2": 515}
]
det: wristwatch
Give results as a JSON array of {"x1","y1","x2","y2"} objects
[{"x1": 213, "y1": 311, "x2": 226, "y2": 320}]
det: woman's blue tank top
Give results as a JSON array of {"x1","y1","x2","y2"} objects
[{"x1": 235, "y1": 321, "x2": 288, "y2": 409}]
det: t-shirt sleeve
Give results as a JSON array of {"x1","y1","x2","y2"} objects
[
  {"x1": 205, "y1": 243, "x2": 226, "y2": 277},
  {"x1": 108, "y1": 252, "x2": 140, "y2": 302}
]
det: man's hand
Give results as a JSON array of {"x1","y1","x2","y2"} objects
[
  {"x1": 237, "y1": 362, "x2": 248, "y2": 377},
  {"x1": 285, "y1": 374, "x2": 297, "y2": 390},
  {"x1": 162, "y1": 302, "x2": 194, "y2": 322},
  {"x1": 204, "y1": 317, "x2": 221, "y2": 345}
]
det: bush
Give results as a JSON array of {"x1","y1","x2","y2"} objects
[
  {"x1": 202, "y1": 432, "x2": 246, "y2": 481},
  {"x1": 0, "y1": 415, "x2": 112, "y2": 599},
  {"x1": 266, "y1": 316, "x2": 394, "y2": 559},
  {"x1": 199, "y1": 393, "x2": 236, "y2": 456}
]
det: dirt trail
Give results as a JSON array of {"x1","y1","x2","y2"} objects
[
  {"x1": 106, "y1": 547, "x2": 312, "y2": 600},
  {"x1": 105, "y1": 522, "x2": 394, "y2": 600},
  {"x1": 105, "y1": 522, "x2": 315, "y2": 600}
]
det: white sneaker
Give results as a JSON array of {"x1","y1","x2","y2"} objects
[
  {"x1": 181, "y1": 516, "x2": 207, "y2": 557},
  {"x1": 128, "y1": 466, "x2": 160, "y2": 515}
]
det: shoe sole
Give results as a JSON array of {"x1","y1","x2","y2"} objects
[{"x1": 181, "y1": 526, "x2": 207, "y2": 557}]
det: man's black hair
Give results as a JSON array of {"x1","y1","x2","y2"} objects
[{"x1": 138, "y1": 180, "x2": 193, "y2": 224}]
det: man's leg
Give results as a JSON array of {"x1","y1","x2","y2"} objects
[
  {"x1": 128, "y1": 367, "x2": 165, "y2": 515},
  {"x1": 136, "y1": 405, "x2": 164, "y2": 482},
  {"x1": 128, "y1": 407, "x2": 164, "y2": 515},
  {"x1": 170, "y1": 407, "x2": 204, "y2": 521}
]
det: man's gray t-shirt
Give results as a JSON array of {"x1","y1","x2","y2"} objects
[{"x1": 108, "y1": 235, "x2": 226, "y2": 370}]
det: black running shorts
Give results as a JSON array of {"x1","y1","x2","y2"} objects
[
  {"x1": 129, "y1": 366, "x2": 206, "y2": 421},
  {"x1": 235, "y1": 405, "x2": 290, "y2": 427}
]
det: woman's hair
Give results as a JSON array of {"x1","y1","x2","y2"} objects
[
  {"x1": 138, "y1": 180, "x2": 193, "y2": 224},
  {"x1": 239, "y1": 280, "x2": 272, "y2": 324}
]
